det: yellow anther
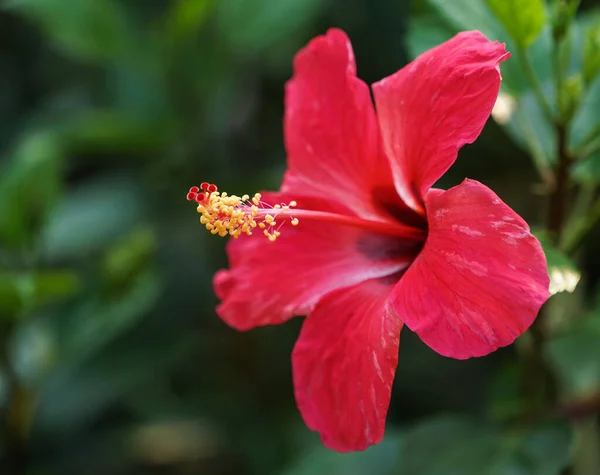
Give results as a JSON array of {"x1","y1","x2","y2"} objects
[{"x1": 191, "y1": 184, "x2": 298, "y2": 242}]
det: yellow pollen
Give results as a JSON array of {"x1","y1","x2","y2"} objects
[{"x1": 188, "y1": 184, "x2": 298, "y2": 242}]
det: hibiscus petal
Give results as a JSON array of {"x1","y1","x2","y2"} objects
[
  {"x1": 372, "y1": 31, "x2": 510, "y2": 213},
  {"x1": 282, "y1": 28, "x2": 397, "y2": 220},
  {"x1": 390, "y1": 179, "x2": 550, "y2": 359},
  {"x1": 292, "y1": 278, "x2": 402, "y2": 452},
  {"x1": 215, "y1": 193, "x2": 413, "y2": 330}
]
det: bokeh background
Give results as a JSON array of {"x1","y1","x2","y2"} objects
[{"x1": 1, "y1": 0, "x2": 600, "y2": 474}]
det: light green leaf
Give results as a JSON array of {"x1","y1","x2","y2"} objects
[
  {"x1": 535, "y1": 232, "x2": 580, "y2": 295},
  {"x1": 428, "y1": 0, "x2": 504, "y2": 39},
  {"x1": 102, "y1": 228, "x2": 157, "y2": 284},
  {"x1": 486, "y1": 0, "x2": 546, "y2": 48},
  {"x1": 425, "y1": 0, "x2": 552, "y2": 96},
  {"x1": 165, "y1": 0, "x2": 214, "y2": 42},
  {"x1": 502, "y1": 90, "x2": 557, "y2": 172},
  {"x1": 583, "y1": 18, "x2": 600, "y2": 84},
  {"x1": 570, "y1": 74, "x2": 600, "y2": 150},
  {"x1": 571, "y1": 152, "x2": 600, "y2": 184},
  {"x1": 0, "y1": 271, "x2": 80, "y2": 319}
]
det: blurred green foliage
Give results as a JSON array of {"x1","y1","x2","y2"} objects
[{"x1": 1, "y1": 0, "x2": 600, "y2": 474}]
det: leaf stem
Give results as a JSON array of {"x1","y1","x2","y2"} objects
[
  {"x1": 0, "y1": 323, "x2": 28, "y2": 474},
  {"x1": 561, "y1": 192, "x2": 600, "y2": 254},
  {"x1": 517, "y1": 46, "x2": 555, "y2": 124},
  {"x1": 548, "y1": 124, "x2": 570, "y2": 237},
  {"x1": 572, "y1": 415, "x2": 600, "y2": 475}
]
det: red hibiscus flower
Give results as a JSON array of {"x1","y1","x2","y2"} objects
[{"x1": 187, "y1": 29, "x2": 550, "y2": 452}]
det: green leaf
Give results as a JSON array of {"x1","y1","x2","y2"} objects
[
  {"x1": 583, "y1": 18, "x2": 600, "y2": 84},
  {"x1": 7, "y1": 0, "x2": 133, "y2": 62},
  {"x1": 59, "y1": 271, "x2": 162, "y2": 362},
  {"x1": 425, "y1": 0, "x2": 552, "y2": 95},
  {"x1": 535, "y1": 232, "x2": 580, "y2": 295},
  {"x1": 399, "y1": 415, "x2": 571, "y2": 475},
  {"x1": 486, "y1": 0, "x2": 546, "y2": 48},
  {"x1": 406, "y1": 14, "x2": 456, "y2": 58},
  {"x1": 502, "y1": 91, "x2": 557, "y2": 171},
  {"x1": 550, "y1": 0, "x2": 580, "y2": 40},
  {"x1": 0, "y1": 131, "x2": 63, "y2": 248},
  {"x1": 216, "y1": 0, "x2": 324, "y2": 58},
  {"x1": 284, "y1": 433, "x2": 404, "y2": 475},
  {"x1": 0, "y1": 271, "x2": 80, "y2": 319},
  {"x1": 102, "y1": 228, "x2": 157, "y2": 286},
  {"x1": 41, "y1": 175, "x2": 145, "y2": 261},
  {"x1": 570, "y1": 74, "x2": 600, "y2": 150},
  {"x1": 165, "y1": 0, "x2": 214, "y2": 42},
  {"x1": 34, "y1": 333, "x2": 193, "y2": 435},
  {"x1": 571, "y1": 152, "x2": 600, "y2": 184},
  {"x1": 545, "y1": 313, "x2": 600, "y2": 399},
  {"x1": 488, "y1": 363, "x2": 524, "y2": 421},
  {"x1": 64, "y1": 109, "x2": 171, "y2": 153},
  {"x1": 427, "y1": 0, "x2": 505, "y2": 39}
]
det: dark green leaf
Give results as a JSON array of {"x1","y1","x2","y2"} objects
[
  {"x1": 0, "y1": 132, "x2": 63, "y2": 248},
  {"x1": 216, "y1": 0, "x2": 324, "y2": 58},
  {"x1": 7, "y1": 0, "x2": 133, "y2": 62},
  {"x1": 284, "y1": 433, "x2": 404, "y2": 475},
  {"x1": 406, "y1": 14, "x2": 456, "y2": 58},
  {"x1": 41, "y1": 175, "x2": 145, "y2": 261},
  {"x1": 33, "y1": 333, "x2": 193, "y2": 435},
  {"x1": 545, "y1": 313, "x2": 600, "y2": 398},
  {"x1": 0, "y1": 271, "x2": 80, "y2": 319},
  {"x1": 399, "y1": 415, "x2": 571, "y2": 475},
  {"x1": 64, "y1": 109, "x2": 171, "y2": 153},
  {"x1": 60, "y1": 271, "x2": 162, "y2": 362}
]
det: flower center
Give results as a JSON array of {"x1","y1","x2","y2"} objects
[
  {"x1": 187, "y1": 183, "x2": 299, "y2": 242},
  {"x1": 186, "y1": 183, "x2": 427, "y2": 242}
]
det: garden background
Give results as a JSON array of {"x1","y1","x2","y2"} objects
[{"x1": 1, "y1": 0, "x2": 600, "y2": 474}]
